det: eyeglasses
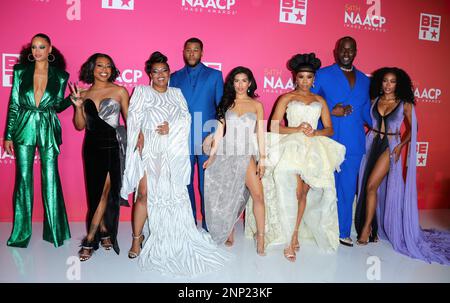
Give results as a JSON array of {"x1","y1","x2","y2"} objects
[{"x1": 151, "y1": 68, "x2": 169, "y2": 74}]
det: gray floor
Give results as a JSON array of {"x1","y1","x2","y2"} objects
[{"x1": 1, "y1": 210, "x2": 449, "y2": 283}]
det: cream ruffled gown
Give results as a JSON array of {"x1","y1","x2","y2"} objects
[{"x1": 245, "y1": 100, "x2": 345, "y2": 252}]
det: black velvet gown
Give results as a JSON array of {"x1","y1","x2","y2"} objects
[{"x1": 83, "y1": 98, "x2": 128, "y2": 254}]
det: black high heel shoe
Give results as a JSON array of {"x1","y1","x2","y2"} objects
[
  {"x1": 79, "y1": 238, "x2": 95, "y2": 261},
  {"x1": 369, "y1": 231, "x2": 379, "y2": 243},
  {"x1": 100, "y1": 231, "x2": 113, "y2": 251}
]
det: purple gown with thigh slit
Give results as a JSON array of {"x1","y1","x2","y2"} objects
[{"x1": 356, "y1": 99, "x2": 450, "y2": 265}]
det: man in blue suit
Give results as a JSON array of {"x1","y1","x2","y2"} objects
[
  {"x1": 312, "y1": 36, "x2": 371, "y2": 247},
  {"x1": 170, "y1": 37, "x2": 224, "y2": 230}
]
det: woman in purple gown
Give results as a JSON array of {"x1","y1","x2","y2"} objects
[{"x1": 355, "y1": 67, "x2": 450, "y2": 265}]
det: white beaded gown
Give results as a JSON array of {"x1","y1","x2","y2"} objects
[{"x1": 121, "y1": 85, "x2": 230, "y2": 277}]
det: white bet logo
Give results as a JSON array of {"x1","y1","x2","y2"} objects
[
  {"x1": 416, "y1": 142, "x2": 429, "y2": 167},
  {"x1": 102, "y1": 0, "x2": 134, "y2": 10},
  {"x1": 2, "y1": 54, "x2": 19, "y2": 87},
  {"x1": 279, "y1": 0, "x2": 308, "y2": 25},
  {"x1": 419, "y1": 13, "x2": 441, "y2": 42}
]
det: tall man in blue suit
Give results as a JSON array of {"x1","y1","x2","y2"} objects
[
  {"x1": 312, "y1": 36, "x2": 371, "y2": 247},
  {"x1": 170, "y1": 37, "x2": 224, "y2": 230}
]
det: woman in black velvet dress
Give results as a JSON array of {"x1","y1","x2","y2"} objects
[{"x1": 70, "y1": 53, "x2": 129, "y2": 261}]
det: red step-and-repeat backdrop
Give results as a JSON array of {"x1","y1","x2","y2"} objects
[{"x1": 1, "y1": 0, "x2": 449, "y2": 222}]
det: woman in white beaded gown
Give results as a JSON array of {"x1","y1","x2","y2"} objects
[
  {"x1": 120, "y1": 52, "x2": 229, "y2": 276},
  {"x1": 245, "y1": 53, "x2": 345, "y2": 261}
]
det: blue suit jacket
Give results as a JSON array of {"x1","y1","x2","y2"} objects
[
  {"x1": 312, "y1": 63, "x2": 371, "y2": 157},
  {"x1": 170, "y1": 63, "x2": 223, "y2": 153}
]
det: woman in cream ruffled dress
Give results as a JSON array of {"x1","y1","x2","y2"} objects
[{"x1": 245, "y1": 53, "x2": 345, "y2": 261}]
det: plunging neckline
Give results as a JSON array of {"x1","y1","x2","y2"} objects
[
  {"x1": 376, "y1": 98, "x2": 402, "y2": 118},
  {"x1": 33, "y1": 69, "x2": 49, "y2": 108},
  {"x1": 339, "y1": 68, "x2": 357, "y2": 90}
]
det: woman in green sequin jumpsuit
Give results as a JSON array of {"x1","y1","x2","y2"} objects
[{"x1": 3, "y1": 33, "x2": 72, "y2": 248}]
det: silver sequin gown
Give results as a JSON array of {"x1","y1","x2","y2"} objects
[{"x1": 204, "y1": 110, "x2": 259, "y2": 244}]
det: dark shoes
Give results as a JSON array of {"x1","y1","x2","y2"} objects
[
  {"x1": 100, "y1": 232, "x2": 113, "y2": 251},
  {"x1": 79, "y1": 238, "x2": 94, "y2": 261}
]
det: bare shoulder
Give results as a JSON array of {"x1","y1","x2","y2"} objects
[
  {"x1": 110, "y1": 85, "x2": 129, "y2": 103},
  {"x1": 250, "y1": 99, "x2": 263, "y2": 114},
  {"x1": 110, "y1": 83, "x2": 127, "y2": 94},
  {"x1": 278, "y1": 92, "x2": 294, "y2": 105},
  {"x1": 313, "y1": 93, "x2": 325, "y2": 102},
  {"x1": 252, "y1": 98, "x2": 264, "y2": 109},
  {"x1": 118, "y1": 85, "x2": 129, "y2": 97}
]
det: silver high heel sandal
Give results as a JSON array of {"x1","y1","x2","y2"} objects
[{"x1": 128, "y1": 233, "x2": 144, "y2": 259}]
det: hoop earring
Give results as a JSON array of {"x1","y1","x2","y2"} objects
[
  {"x1": 27, "y1": 54, "x2": 35, "y2": 62},
  {"x1": 47, "y1": 53, "x2": 55, "y2": 63}
]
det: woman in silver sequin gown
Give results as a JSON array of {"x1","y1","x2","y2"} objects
[{"x1": 203, "y1": 66, "x2": 266, "y2": 256}]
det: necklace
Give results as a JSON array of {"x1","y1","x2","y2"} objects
[{"x1": 339, "y1": 65, "x2": 354, "y2": 72}]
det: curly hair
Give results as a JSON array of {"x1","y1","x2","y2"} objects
[
  {"x1": 79, "y1": 53, "x2": 120, "y2": 84},
  {"x1": 287, "y1": 53, "x2": 321, "y2": 74},
  {"x1": 19, "y1": 33, "x2": 66, "y2": 71},
  {"x1": 216, "y1": 66, "x2": 258, "y2": 121},
  {"x1": 144, "y1": 51, "x2": 169, "y2": 75},
  {"x1": 370, "y1": 67, "x2": 415, "y2": 104}
]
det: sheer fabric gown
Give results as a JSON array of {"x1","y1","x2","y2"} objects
[
  {"x1": 355, "y1": 99, "x2": 450, "y2": 265},
  {"x1": 204, "y1": 110, "x2": 259, "y2": 244}
]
